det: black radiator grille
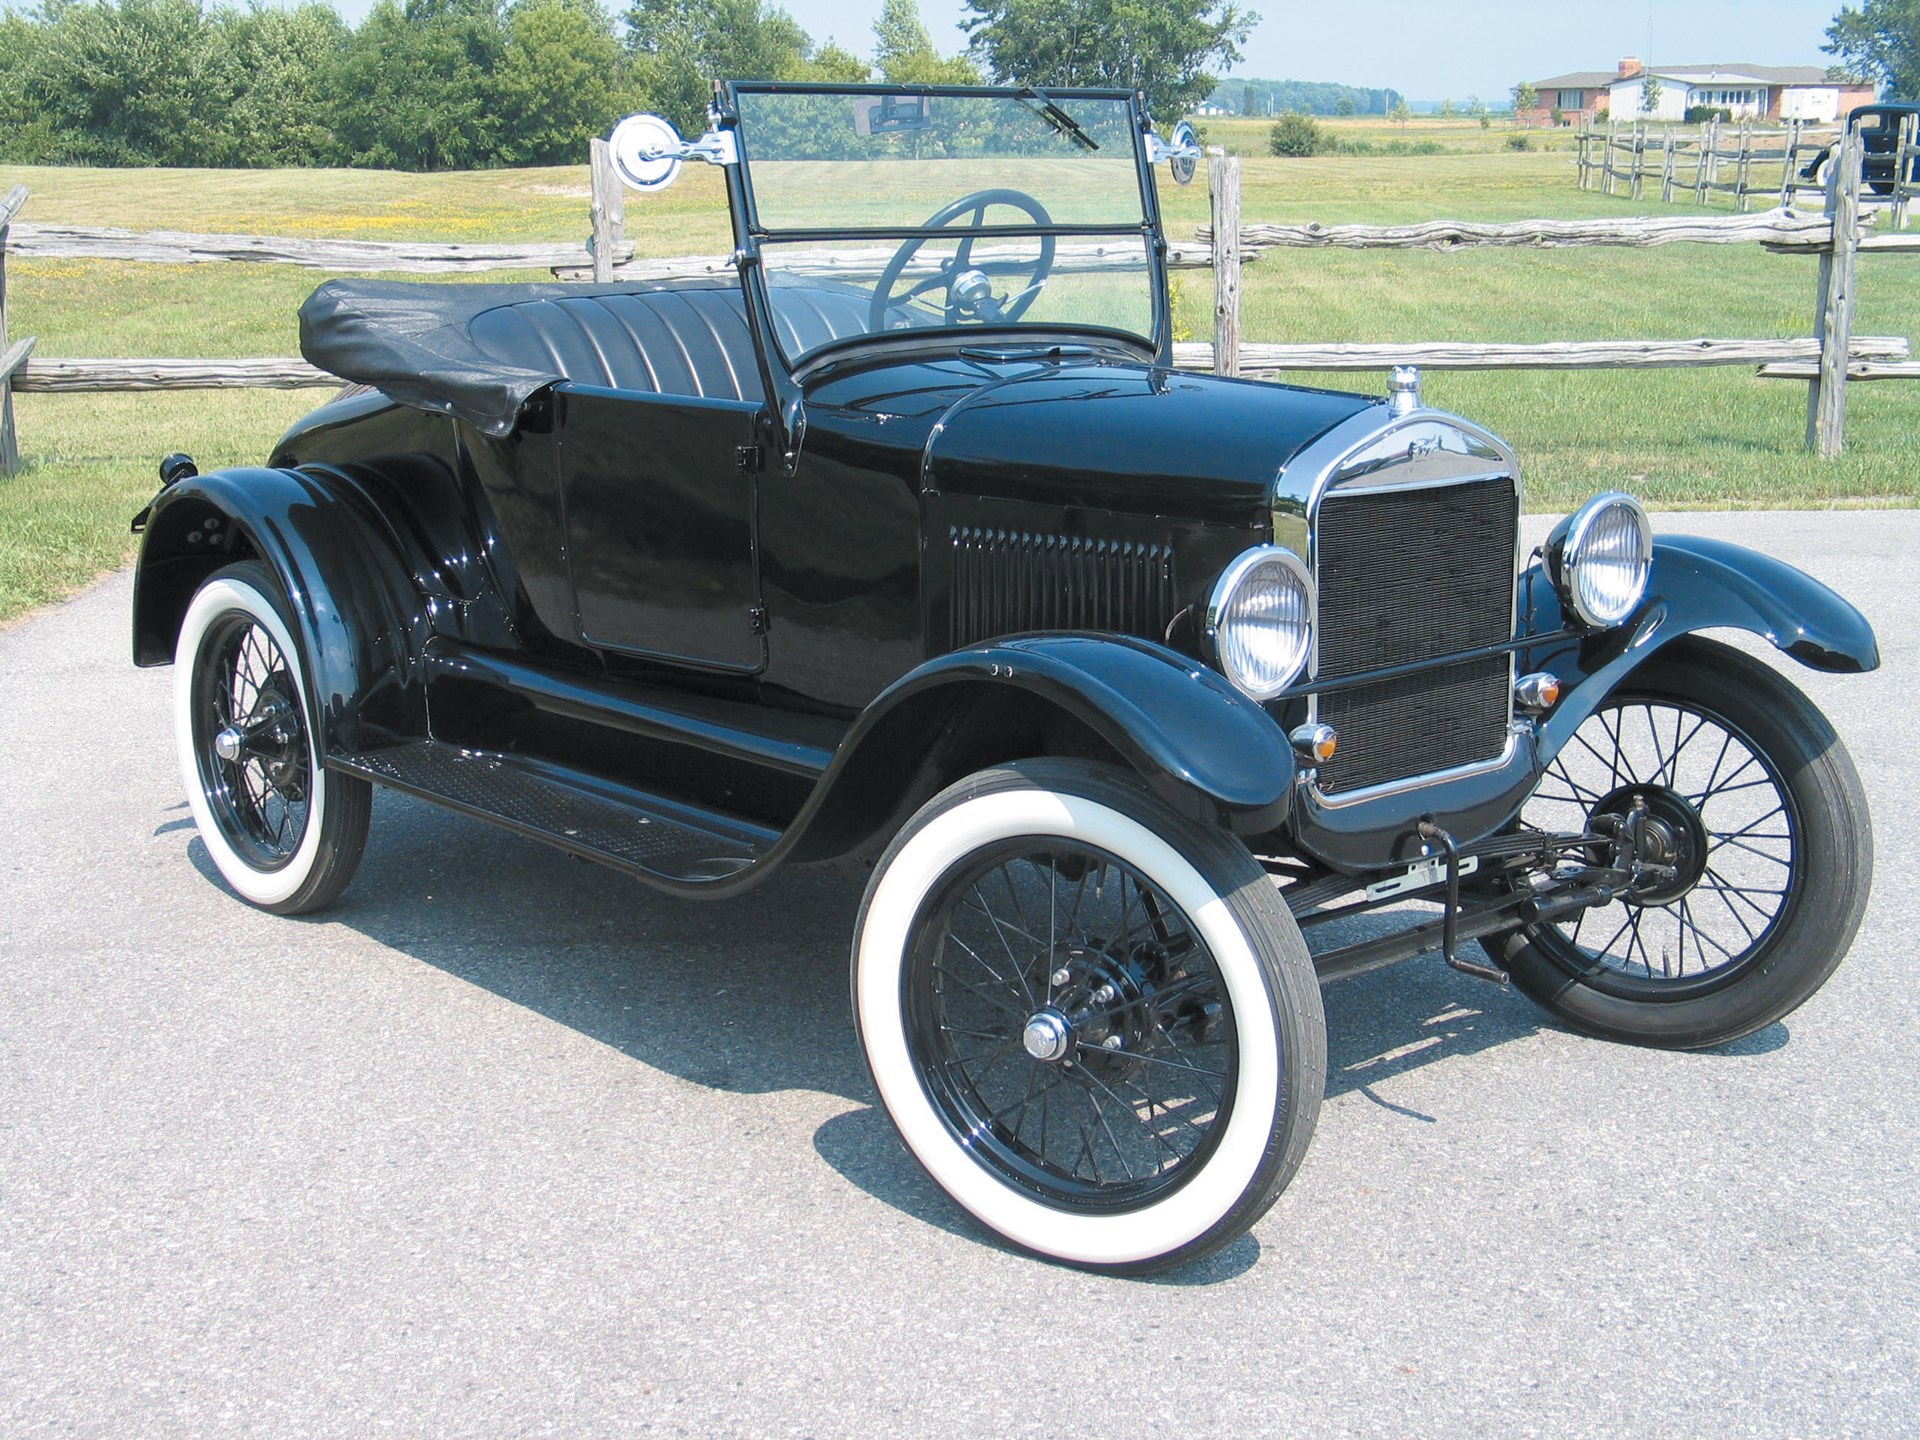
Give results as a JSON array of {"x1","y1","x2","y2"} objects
[
  {"x1": 948, "y1": 527, "x2": 1176, "y2": 650},
  {"x1": 1313, "y1": 476, "x2": 1518, "y2": 793}
]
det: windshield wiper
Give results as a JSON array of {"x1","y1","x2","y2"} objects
[{"x1": 1016, "y1": 87, "x2": 1098, "y2": 152}]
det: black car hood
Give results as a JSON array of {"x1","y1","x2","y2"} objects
[{"x1": 922, "y1": 362, "x2": 1378, "y2": 526}]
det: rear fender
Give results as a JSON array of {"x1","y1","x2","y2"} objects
[
  {"x1": 1523, "y1": 534, "x2": 1878, "y2": 757},
  {"x1": 131, "y1": 466, "x2": 433, "y2": 753},
  {"x1": 787, "y1": 634, "x2": 1296, "y2": 863}
]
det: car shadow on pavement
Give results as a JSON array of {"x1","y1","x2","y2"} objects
[{"x1": 184, "y1": 790, "x2": 1781, "y2": 1274}]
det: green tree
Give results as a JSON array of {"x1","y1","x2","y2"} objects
[
  {"x1": 1437, "y1": 97, "x2": 1455, "y2": 118},
  {"x1": 1334, "y1": 93, "x2": 1355, "y2": 117},
  {"x1": 496, "y1": 0, "x2": 623, "y2": 164},
  {"x1": 872, "y1": 0, "x2": 977, "y2": 83},
  {"x1": 1388, "y1": 97, "x2": 1411, "y2": 128},
  {"x1": 1640, "y1": 72, "x2": 1663, "y2": 114},
  {"x1": 215, "y1": 4, "x2": 351, "y2": 166},
  {"x1": 961, "y1": 0, "x2": 1255, "y2": 124},
  {"x1": 1267, "y1": 109, "x2": 1321, "y2": 157},
  {"x1": 626, "y1": 0, "x2": 822, "y2": 134},
  {"x1": 323, "y1": 0, "x2": 509, "y2": 169},
  {"x1": 804, "y1": 39, "x2": 873, "y2": 82},
  {"x1": 13, "y1": 0, "x2": 237, "y2": 165},
  {"x1": 1824, "y1": 0, "x2": 1920, "y2": 97},
  {"x1": 1511, "y1": 80, "x2": 1538, "y2": 117}
]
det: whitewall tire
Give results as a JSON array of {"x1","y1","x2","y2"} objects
[
  {"x1": 852, "y1": 759, "x2": 1324, "y2": 1273},
  {"x1": 174, "y1": 562, "x2": 370, "y2": 914}
]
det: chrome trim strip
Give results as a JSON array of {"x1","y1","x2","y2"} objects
[{"x1": 1304, "y1": 723, "x2": 1529, "y2": 810}]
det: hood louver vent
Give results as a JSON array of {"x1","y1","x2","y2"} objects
[{"x1": 948, "y1": 527, "x2": 1176, "y2": 650}]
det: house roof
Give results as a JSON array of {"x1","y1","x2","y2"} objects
[
  {"x1": 1532, "y1": 71, "x2": 1616, "y2": 91},
  {"x1": 1536, "y1": 63, "x2": 1865, "y2": 91}
]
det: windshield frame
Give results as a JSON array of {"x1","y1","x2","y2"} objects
[{"x1": 713, "y1": 79, "x2": 1174, "y2": 395}]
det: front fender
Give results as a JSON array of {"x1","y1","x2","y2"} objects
[
  {"x1": 1524, "y1": 533, "x2": 1878, "y2": 757},
  {"x1": 131, "y1": 466, "x2": 432, "y2": 753},
  {"x1": 786, "y1": 634, "x2": 1296, "y2": 863}
]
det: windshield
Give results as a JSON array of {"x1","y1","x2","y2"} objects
[{"x1": 731, "y1": 85, "x2": 1160, "y2": 365}]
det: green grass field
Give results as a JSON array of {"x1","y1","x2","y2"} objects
[{"x1": 2, "y1": 132, "x2": 1917, "y2": 622}]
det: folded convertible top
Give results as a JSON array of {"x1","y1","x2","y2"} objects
[{"x1": 298, "y1": 278, "x2": 742, "y2": 437}]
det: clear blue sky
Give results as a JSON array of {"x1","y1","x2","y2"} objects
[{"x1": 324, "y1": 0, "x2": 1852, "y2": 103}]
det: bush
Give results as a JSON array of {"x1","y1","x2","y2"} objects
[
  {"x1": 1506, "y1": 133, "x2": 1533, "y2": 151},
  {"x1": 1320, "y1": 136, "x2": 1446, "y2": 158},
  {"x1": 1268, "y1": 110, "x2": 1324, "y2": 157},
  {"x1": 1684, "y1": 105, "x2": 1734, "y2": 125}
]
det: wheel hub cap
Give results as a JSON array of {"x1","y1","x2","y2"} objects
[
  {"x1": 1022, "y1": 1009, "x2": 1072, "y2": 1063},
  {"x1": 213, "y1": 726, "x2": 246, "y2": 763},
  {"x1": 1592, "y1": 784, "x2": 1712, "y2": 907}
]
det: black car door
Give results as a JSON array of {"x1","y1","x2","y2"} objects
[{"x1": 556, "y1": 385, "x2": 766, "y2": 674}]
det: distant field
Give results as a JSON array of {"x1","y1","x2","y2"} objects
[
  {"x1": 2, "y1": 140, "x2": 1917, "y2": 621},
  {"x1": 1196, "y1": 113, "x2": 1586, "y2": 158}
]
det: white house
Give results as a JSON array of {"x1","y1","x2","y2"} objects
[{"x1": 1606, "y1": 61, "x2": 1874, "y2": 123}]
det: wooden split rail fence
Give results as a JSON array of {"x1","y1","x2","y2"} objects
[
  {"x1": 1578, "y1": 114, "x2": 1918, "y2": 226},
  {"x1": 0, "y1": 131, "x2": 1913, "y2": 470}
]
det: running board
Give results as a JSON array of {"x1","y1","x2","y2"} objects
[{"x1": 332, "y1": 740, "x2": 774, "y2": 886}]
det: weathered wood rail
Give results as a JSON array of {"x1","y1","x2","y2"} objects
[
  {"x1": 14, "y1": 357, "x2": 334, "y2": 391},
  {"x1": 7, "y1": 223, "x2": 625, "y2": 273},
  {"x1": 1211, "y1": 211, "x2": 1841, "y2": 250}
]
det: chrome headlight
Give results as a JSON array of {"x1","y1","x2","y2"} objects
[
  {"x1": 1549, "y1": 492, "x2": 1652, "y2": 628},
  {"x1": 1205, "y1": 546, "x2": 1314, "y2": 700}
]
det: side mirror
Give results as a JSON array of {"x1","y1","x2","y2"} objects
[
  {"x1": 1146, "y1": 119, "x2": 1201, "y2": 185},
  {"x1": 608, "y1": 113, "x2": 739, "y2": 192}
]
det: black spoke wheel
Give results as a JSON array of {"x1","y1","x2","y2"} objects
[
  {"x1": 905, "y1": 840, "x2": 1238, "y2": 1213},
  {"x1": 1486, "y1": 637, "x2": 1872, "y2": 1049},
  {"x1": 175, "y1": 562, "x2": 371, "y2": 915},
  {"x1": 192, "y1": 610, "x2": 312, "y2": 870},
  {"x1": 854, "y1": 760, "x2": 1324, "y2": 1274}
]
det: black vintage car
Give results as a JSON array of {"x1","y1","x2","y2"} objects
[
  {"x1": 1801, "y1": 101, "x2": 1920, "y2": 194},
  {"x1": 131, "y1": 82, "x2": 1878, "y2": 1274}
]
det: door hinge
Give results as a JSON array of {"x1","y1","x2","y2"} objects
[
  {"x1": 748, "y1": 604, "x2": 769, "y2": 636},
  {"x1": 735, "y1": 444, "x2": 764, "y2": 472}
]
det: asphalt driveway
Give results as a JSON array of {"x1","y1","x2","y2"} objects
[{"x1": 3, "y1": 511, "x2": 1915, "y2": 1437}]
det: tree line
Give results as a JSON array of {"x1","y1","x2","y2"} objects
[
  {"x1": 0, "y1": 0, "x2": 1251, "y2": 169},
  {"x1": 1205, "y1": 77, "x2": 1403, "y2": 118}
]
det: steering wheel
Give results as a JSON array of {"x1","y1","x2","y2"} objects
[{"x1": 867, "y1": 189, "x2": 1056, "y2": 334}]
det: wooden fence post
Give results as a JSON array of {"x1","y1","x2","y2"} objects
[
  {"x1": 1735, "y1": 121, "x2": 1755, "y2": 211},
  {"x1": 1209, "y1": 153, "x2": 1241, "y2": 378},
  {"x1": 1577, "y1": 119, "x2": 1591, "y2": 190},
  {"x1": 0, "y1": 184, "x2": 29, "y2": 476},
  {"x1": 1779, "y1": 118, "x2": 1801, "y2": 208},
  {"x1": 1660, "y1": 130, "x2": 1676, "y2": 203},
  {"x1": 1896, "y1": 112, "x2": 1917, "y2": 231},
  {"x1": 1808, "y1": 125, "x2": 1865, "y2": 457},
  {"x1": 588, "y1": 137, "x2": 625, "y2": 284}
]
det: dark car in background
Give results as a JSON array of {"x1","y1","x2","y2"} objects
[
  {"x1": 1801, "y1": 101, "x2": 1920, "y2": 194},
  {"x1": 131, "y1": 82, "x2": 1878, "y2": 1273}
]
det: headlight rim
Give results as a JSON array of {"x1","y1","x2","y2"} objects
[
  {"x1": 1204, "y1": 544, "x2": 1316, "y2": 702},
  {"x1": 1555, "y1": 491, "x2": 1653, "y2": 630}
]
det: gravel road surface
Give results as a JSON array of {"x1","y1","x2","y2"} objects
[{"x1": 3, "y1": 512, "x2": 1915, "y2": 1437}]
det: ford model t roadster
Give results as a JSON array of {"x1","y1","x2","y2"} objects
[{"x1": 131, "y1": 83, "x2": 1877, "y2": 1273}]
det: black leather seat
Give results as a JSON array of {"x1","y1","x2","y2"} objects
[{"x1": 466, "y1": 283, "x2": 880, "y2": 405}]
